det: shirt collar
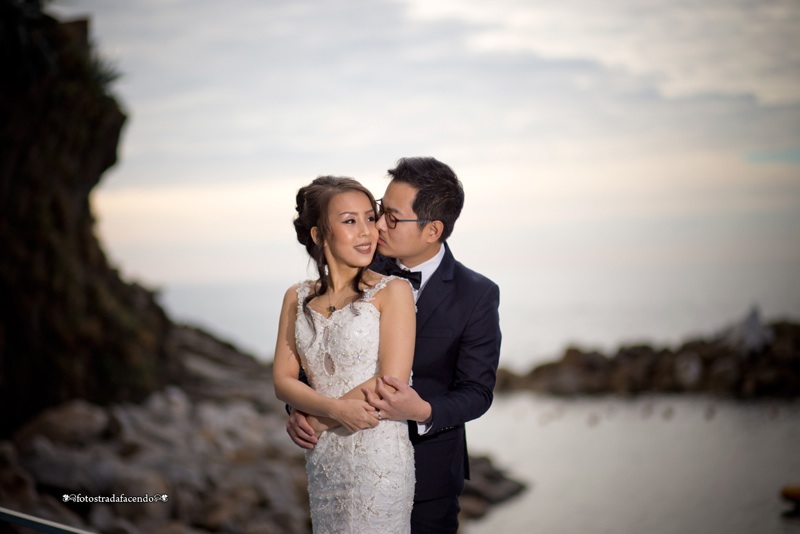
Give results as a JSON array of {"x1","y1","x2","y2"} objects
[{"x1": 397, "y1": 244, "x2": 445, "y2": 297}]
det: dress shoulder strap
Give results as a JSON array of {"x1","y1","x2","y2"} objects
[
  {"x1": 362, "y1": 275, "x2": 411, "y2": 303},
  {"x1": 295, "y1": 280, "x2": 315, "y2": 313}
]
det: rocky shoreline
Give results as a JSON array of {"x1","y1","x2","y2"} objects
[
  {"x1": 496, "y1": 308, "x2": 800, "y2": 398},
  {"x1": 0, "y1": 325, "x2": 526, "y2": 534}
]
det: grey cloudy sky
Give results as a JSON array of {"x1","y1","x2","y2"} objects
[{"x1": 49, "y1": 0, "x2": 800, "y2": 357}]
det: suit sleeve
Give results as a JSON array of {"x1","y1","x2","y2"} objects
[{"x1": 426, "y1": 282, "x2": 501, "y2": 434}]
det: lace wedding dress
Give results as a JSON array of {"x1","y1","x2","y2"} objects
[{"x1": 295, "y1": 276, "x2": 415, "y2": 533}]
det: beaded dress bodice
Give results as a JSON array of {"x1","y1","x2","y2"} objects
[{"x1": 294, "y1": 276, "x2": 414, "y2": 533}]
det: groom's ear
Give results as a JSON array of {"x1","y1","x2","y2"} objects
[{"x1": 425, "y1": 221, "x2": 444, "y2": 244}]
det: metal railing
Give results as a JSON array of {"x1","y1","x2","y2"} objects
[{"x1": 0, "y1": 506, "x2": 96, "y2": 534}]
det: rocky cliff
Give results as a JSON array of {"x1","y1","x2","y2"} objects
[{"x1": 1, "y1": 1, "x2": 177, "y2": 434}]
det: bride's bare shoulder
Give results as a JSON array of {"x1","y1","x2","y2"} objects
[
  {"x1": 282, "y1": 282, "x2": 305, "y2": 305},
  {"x1": 362, "y1": 269, "x2": 385, "y2": 288}
]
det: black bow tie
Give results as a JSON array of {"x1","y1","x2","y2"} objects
[{"x1": 384, "y1": 262, "x2": 422, "y2": 290}]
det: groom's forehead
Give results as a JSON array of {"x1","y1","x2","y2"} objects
[{"x1": 383, "y1": 181, "x2": 419, "y2": 209}]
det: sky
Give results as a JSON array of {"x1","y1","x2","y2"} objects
[{"x1": 48, "y1": 0, "x2": 800, "y2": 365}]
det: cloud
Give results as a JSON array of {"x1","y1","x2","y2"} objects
[
  {"x1": 55, "y1": 0, "x2": 800, "y2": 186},
  {"x1": 50, "y1": 0, "x2": 800, "y2": 291},
  {"x1": 402, "y1": 0, "x2": 800, "y2": 105},
  {"x1": 90, "y1": 178, "x2": 311, "y2": 283}
]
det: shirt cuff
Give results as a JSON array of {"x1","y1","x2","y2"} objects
[{"x1": 416, "y1": 410, "x2": 433, "y2": 435}]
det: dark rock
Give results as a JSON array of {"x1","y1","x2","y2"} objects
[
  {"x1": 610, "y1": 346, "x2": 658, "y2": 394},
  {"x1": 167, "y1": 325, "x2": 284, "y2": 413},
  {"x1": 674, "y1": 351, "x2": 704, "y2": 391},
  {"x1": 650, "y1": 351, "x2": 678, "y2": 392},
  {"x1": 0, "y1": 441, "x2": 37, "y2": 508},
  {"x1": 494, "y1": 367, "x2": 527, "y2": 391},
  {"x1": 0, "y1": 441, "x2": 91, "y2": 531},
  {"x1": 707, "y1": 356, "x2": 742, "y2": 394},
  {"x1": 495, "y1": 309, "x2": 800, "y2": 398},
  {"x1": 716, "y1": 306, "x2": 773, "y2": 354},
  {"x1": 13, "y1": 400, "x2": 109, "y2": 448},
  {"x1": 770, "y1": 321, "x2": 800, "y2": 361},
  {"x1": 110, "y1": 468, "x2": 172, "y2": 523},
  {"x1": 528, "y1": 361, "x2": 582, "y2": 395},
  {"x1": 89, "y1": 504, "x2": 140, "y2": 534},
  {"x1": 524, "y1": 347, "x2": 612, "y2": 395},
  {"x1": 0, "y1": 0, "x2": 178, "y2": 436},
  {"x1": 461, "y1": 455, "x2": 527, "y2": 520}
]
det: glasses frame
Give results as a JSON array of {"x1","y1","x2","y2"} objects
[{"x1": 377, "y1": 198, "x2": 433, "y2": 229}]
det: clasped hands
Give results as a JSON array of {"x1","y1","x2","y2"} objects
[{"x1": 286, "y1": 376, "x2": 431, "y2": 450}]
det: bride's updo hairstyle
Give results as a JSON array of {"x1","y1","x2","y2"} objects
[{"x1": 294, "y1": 176, "x2": 378, "y2": 326}]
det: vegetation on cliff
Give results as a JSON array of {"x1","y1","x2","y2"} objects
[{"x1": 1, "y1": 0, "x2": 178, "y2": 435}]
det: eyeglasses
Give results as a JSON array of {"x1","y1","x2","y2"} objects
[{"x1": 377, "y1": 199, "x2": 433, "y2": 229}]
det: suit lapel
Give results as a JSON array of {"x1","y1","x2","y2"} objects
[{"x1": 415, "y1": 243, "x2": 456, "y2": 331}]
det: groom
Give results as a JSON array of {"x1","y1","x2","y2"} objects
[{"x1": 287, "y1": 157, "x2": 502, "y2": 533}]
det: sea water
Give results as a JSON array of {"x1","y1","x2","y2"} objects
[
  {"x1": 464, "y1": 393, "x2": 800, "y2": 534},
  {"x1": 157, "y1": 259, "x2": 800, "y2": 372},
  {"x1": 155, "y1": 273, "x2": 800, "y2": 533}
]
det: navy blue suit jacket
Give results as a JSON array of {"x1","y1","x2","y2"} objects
[{"x1": 376, "y1": 243, "x2": 502, "y2": 501}]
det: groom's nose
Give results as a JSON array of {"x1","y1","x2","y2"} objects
[{"x1": 375, "y1": 212, "x2": 388, "y2": 231}]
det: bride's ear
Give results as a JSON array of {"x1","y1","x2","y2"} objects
[{"x1": 311, "y1": 226, "x2": 322, "y2": 246}]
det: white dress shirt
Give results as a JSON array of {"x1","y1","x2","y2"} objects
[
  {"x1": 395, "y1": 244, "x2": 445, "y2": 434},
  {"x1": 396, "y1": 243, "x2": 445, "y2": 303}
]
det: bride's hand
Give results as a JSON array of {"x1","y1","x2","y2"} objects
[{"x1": 332, "y1": 399, "x2": 380, "y2": 433}]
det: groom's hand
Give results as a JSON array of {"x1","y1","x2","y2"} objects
[
  {"x1": 363, "y1": 376, "x2": 432, "y2": 423},
  {"x1": 286, "y1": 409, "x2": 317, "y2": 449}
]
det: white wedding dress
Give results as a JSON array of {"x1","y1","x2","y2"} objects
[{"x1": 295, "y1": 276, "x2": 415, "y2": 534}]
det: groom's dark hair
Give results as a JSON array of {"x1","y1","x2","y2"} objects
[{"x1": 388, "y1": 157, "x2": 464, "y2": 242}]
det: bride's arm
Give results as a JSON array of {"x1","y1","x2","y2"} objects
[
  {"x1": 317, "y1": 278, "x2": 417, "y2": 428},
  {"x1": 273, "y1": 286, "x2": 379, "y2": 433},
  {"x1": 349, "y1": 277, "x2": 415, "y2": 397}
]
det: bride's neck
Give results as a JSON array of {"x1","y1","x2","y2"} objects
[{"x1": 325, "y1": 263, "x2": 359, "y2": 293}]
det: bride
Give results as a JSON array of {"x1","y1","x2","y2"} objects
[{"x1": 272, "y1": 175, "x2": 416, "y2": 533}]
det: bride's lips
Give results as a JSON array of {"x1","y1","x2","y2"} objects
[{"x1": 355, "y1": 243, "x2": 373, "y2": 254}]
